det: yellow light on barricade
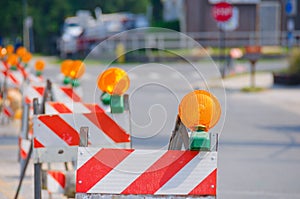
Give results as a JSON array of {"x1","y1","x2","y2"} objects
[
  {"x1": 61, "y1": 60, "x2": 73, "y2": 76},
  {"x1": 178, "y1": 90, "x2": 221, "y2": 132},
  {"x1": 35, "y1": 60, "x2": 45, "y2": 71},
  {"x1": 7, "y1": 54, "x2": 19, "y2": 69},
  {"x1": 16, "y1": 47, "x2": 27, "y2": 57},
  {"x1": 22, "y1": 52, "x2": 32, "y2": 63},
  {"x1": 69, "y1": 60, "x2": 85, "y2": 79},
  {"x1": 97, "y1": 67, "x2": 130, "y2": 95},
  {"x1": 35, "y1": 60, "x2": 45, "y2": 76},
  {"x1": 0, "y1": 48, "x2": 7, "y2": 58},
  {"x1": 6, "y1": 45, "x2": 14, "y2": 55}
]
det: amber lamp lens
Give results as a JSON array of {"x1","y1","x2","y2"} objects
[
  {"x1": 6, "y1": 45, "x2": 14, "y2": 55},
  {"x1": 22, "y1": 52, "x2": 32, "y2": 63},
  {"x1": 61, "y1": 60, "x2": 73, "y2": 76},
  {"x1": 178, "y1": 90, "x2": 221, "y2": 131},
  {"x1": 35, "y1": 60, "x2": 45, "y2": 71},
  {"x1": 97, "y1": 67, "x2": 130, "y2": 95},
  {"x1": 7, "y1": 54, "x2": 18, "y2": 65}
]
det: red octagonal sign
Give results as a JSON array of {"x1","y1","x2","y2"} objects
[{"x1": 212, "y1": 2, "x2": 233, "y2": 22}]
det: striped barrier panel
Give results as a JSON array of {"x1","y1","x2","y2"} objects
[
  {"x1": 44, "y1": 102, "x2": 102, "y2": 114},
  {"x1": 23, "y1": 83, "x2": 82, "y2": 105},
  {"x1": 47, "y1": 170, "x2": 66, "y2": 194},
  {"x1": 0, "y1": 69, "x2": 44, "y2": 89},
  {"x1": 0, "y1": 70, "x2": 23, "y2": 88},
  {"x1": 33, "y1": 110, "x2": 131, "y2": 163},
  {"x1": 2, "y1": 104, "x2": 14, "y2": 118},
  {"x1": 75, "y1": 147, "x2": 217, "y2": 198},
  {"x1": 19, "y1": 138, "x2": 31, "y2": 160}
]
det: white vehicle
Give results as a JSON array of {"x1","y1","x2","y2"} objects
[{"x1": 58, "y1": 9, "x2": 149, "y2": 58}]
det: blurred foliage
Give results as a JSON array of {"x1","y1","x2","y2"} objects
[
  {"x1": 151, "y1": 0, "x2": 163, "y2": 22},
  {"x1": 0, "y1": 1, "x2": 23, "y2": 43},
  {"x1": 288, "y1": 48, "x2": 300, "y2": 74},
  {"x1": 151, "y1": 20, "x2": 180, "y2": 31},
  {"x1": 0, "y1": 0, "x2": 149, "y2": 54}
]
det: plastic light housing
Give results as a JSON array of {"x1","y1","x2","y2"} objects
[
  {"x1": 35, "y1": 60, "x2": 45, "y2": 71},
  {"x1": 178, "y1": 90, "x2": 221, "y2": 132},
  {"x1": 97, "y1": 67, "x2": 130, "y2": 95}
]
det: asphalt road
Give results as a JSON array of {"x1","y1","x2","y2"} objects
[{"x1": 1, "y1": 57, "x2": 300, "y2": 198}]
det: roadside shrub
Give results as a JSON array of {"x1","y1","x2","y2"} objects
[{"x1": 288, "y1": 48, "x2": 300, "y2": 74}]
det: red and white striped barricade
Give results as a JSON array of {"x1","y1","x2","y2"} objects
[
  {"x1": 33, "y1": 104, "x2": 131, "y2": 195},
  {"x1": 1, "y1": 104, "x2": 14, "y2": 121},
  {"x1": 19, "y1": 137, "x2": 31, "y2": 161},
  {"x1": 45, "y1": 102, "x2": 101, "y2": 114},
  {"x1": 23, "y1": 83, "x2": 82, "y2": 105},
  {"x1": 33, "y1": 110, "x2": 131, "y2": 163},
  {"x1": 75, "y1": 147, "x2": 217, "y2": 198},
  {"x1": 0, "y1": 69, "x2": 43, "y2": 90},
  {"x1": 0, "y1": 70, "x2": 24, "y2": 88},
  {"x1": 47, "y1": 170, "x2": 66, "y2": 194}
]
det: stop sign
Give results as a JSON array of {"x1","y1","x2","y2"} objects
[{"x1": 212, "y1": 2, "x2": 233, "y2": 22}]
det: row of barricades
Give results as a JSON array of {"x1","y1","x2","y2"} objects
[{"x1": 7, "y1": 46, "x2": 220, "y2": 199}]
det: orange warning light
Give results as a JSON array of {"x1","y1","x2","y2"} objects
[
  {"x1": 16, "y1": 47, "x2": 27, "y2": 57},
  {"x1": 35, "y1": 60, "x2": 45, "y2": 71},
  {"x1": 6, "y1": 45, "x2": 14, "y2": 55},
  {"x1": 61, "y1": 60, "x2": 73, "y2": 76},
  {"x1": 97, "y1": 67, "x2": 130, "y2": 95},
  {"x1": 0, "y1": 47, "x2": 7, "y2": 57},
  {"x1": 69, "y1": 60, "x2": 85, "y2": 79},
  {"x1": 22, "y1": 52, "x2": 32, "y2": 63},
  {"x1": 7, "y1": 54, "x2": 18, "y2": 66},
  {"x1": 178, "y1": 90, "x2": 221, "y2": 132}
]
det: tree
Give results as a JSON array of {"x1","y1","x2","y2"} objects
[
  {"x1": 0, "y1": 0, "x2": 150, "y2": 54},
  {"x1": 0, "y1": 0, "x2": 23, "y2": 44}
]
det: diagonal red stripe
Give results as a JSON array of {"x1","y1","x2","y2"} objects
[
  {"x1": 60, "y1": 87, "x2": 81, "y2": 102},
  {"x1": 2, "y1": 61, "x2": 9, "y2": 70},
  {"x1": 84, "y1": 104, "x2": 104, "y2": 113},
  {"x1": 48, "y1": 171, "x2": 66, "y2": 189},
  {"x1": 20, "y1": 148, "x2": 27, "y2": 159},
  {"x1": 38, "y1": 115, "x2": 79, "y2": 146},
  {"x1": 8, "y1": 73, "x2": 20, "y2": 85},
  {"x1": 3, "y1": 107, "x2": 13, "y2": 117},
  {"x1": 25, "y1": 96, "x2": 31, "y2": 104},
  {"x1": 49, "y1": 102, "x2": 72, "y2": 113},
  {"x1": 83, "y1": 112, "x2": 130, "y2": 143},
  {"x1": 121, "y1": 150, "x2": 199, "y2": 195},
  {"x1": 76, "y1": 148, "x2": 133, "y2": 193},
  {"x1": 16, "y1": 63, "x2": 28, "y2": 78},
  {"x1": 189, "y1": 169, "x2": 217, "y2": 195},
  {"x1": 34, "y1": 138, "x2": 45, "y2": 148},
  {"x1": 33, "y1": 86, "x2": 45, "y2": 96}
]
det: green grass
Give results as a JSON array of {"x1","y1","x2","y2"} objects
[{"x1": 241, "y1": 86, "x2": 266, "y2": 92}]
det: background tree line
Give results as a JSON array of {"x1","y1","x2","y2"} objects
[{"x1": 0, "y1": 0, "x2": 151, "y2": 54}]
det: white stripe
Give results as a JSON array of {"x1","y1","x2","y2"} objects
[
  {"x1": 21, "y1": 139, "x2": 31, "y2": 154},
  {"x1": 47, "y1": 173, "x2": 64, "y2": 194},
  {"x1": 69, "y1": 113, "x2": 115, "y2": 147},
  {"x1": 155, "y1": 152, "x2": 217, "y2": 195},
  {"x1": 62, "y1": 113, "x2": 118, "y2": 147},
  {"x1": 65, "y1": 102, "x2": 91, "y2": 113},
  {"x1": 77, "y1": 147, "x2": 100, "y2": 169},
  {"x1": 89, "y1": 149, "x2": 166, "y2": 194},
  {"x1": 0, "y1": 62, "x2": 5, "y2": 70},
  {"x1": 33, "y1": 116, "x2": 68, "y2": 147},
  {"x1": 52, "y1": 84, "x2": 73, "y2": 103},
  {"x1": 24, "y1": 86, "x2": 43, "y2": 102},
  {"x1": 45, "y1": 103, "x2": 59, "y2": 114}
]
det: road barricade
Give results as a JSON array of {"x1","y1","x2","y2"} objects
[{"x1": 75, "y1": 147, "x2": 217, "y2": 198}]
